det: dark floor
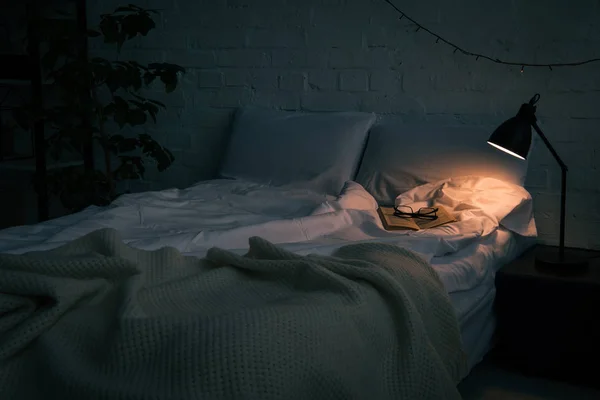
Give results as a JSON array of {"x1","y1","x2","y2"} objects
[{"x1": 458, "y1": 359, "x2": 600, "y2": 400}]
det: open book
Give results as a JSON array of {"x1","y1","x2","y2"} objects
[{"x1": 377, "y1": 205, "x2": 456, "y2": 231}]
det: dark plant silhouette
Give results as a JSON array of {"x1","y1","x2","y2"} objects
[{"x1": 15, "y1": 4, "x2": 184, "y2": 212}]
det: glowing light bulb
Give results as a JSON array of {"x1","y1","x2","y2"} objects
[{"x1": 487, "y1": 141, "x2": 526, "y2": 160}]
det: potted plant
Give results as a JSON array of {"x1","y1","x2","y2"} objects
[{"x1": 15, "y1": 3, "x2": 185, "y2": 212}]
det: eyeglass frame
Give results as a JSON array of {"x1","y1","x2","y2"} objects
[{"x1": 393, "y1": 205, "x2": 439, "y2": 220}]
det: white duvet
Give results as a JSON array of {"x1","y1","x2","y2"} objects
[{"x1": 0, "y1": 175, "x2": 537, "y2": 297}]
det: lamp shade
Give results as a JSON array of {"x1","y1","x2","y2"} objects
[{"x1": 487, "y1": 116, "x2": 532, "y2": 160}]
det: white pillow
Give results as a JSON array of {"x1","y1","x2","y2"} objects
[
  {"x1": 219, "y1": 108, "x2": 376, "y2": 195},
  {"x1": 355, "y1": 120, "x2": 531, "y2": 205}
]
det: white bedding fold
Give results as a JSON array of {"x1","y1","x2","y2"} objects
[{"x1": 0, "y1": 176, "x2": 537, "y2": 297}]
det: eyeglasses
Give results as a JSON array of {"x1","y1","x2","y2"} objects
[{"x1": 393, "y1": 205, "x2": 439, "y2": 220}]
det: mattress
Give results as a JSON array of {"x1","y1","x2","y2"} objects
[
  {"x1": 458, "y1": 285, "x2": 496, "y2": 373},
  {"x1": 0, "y1": 177, "x2": 537, "y2": 377},
  {"x1": 436, "y1": 228, "x2": 535, "y2": 376}
]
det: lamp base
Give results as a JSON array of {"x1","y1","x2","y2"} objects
[{"x1": 535, "y1": 247, "x2": 589, "y2": 276}]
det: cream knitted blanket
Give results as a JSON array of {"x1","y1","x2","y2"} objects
[{"x1": 0, "y1": 228, "x2": 467, "y2": 399}]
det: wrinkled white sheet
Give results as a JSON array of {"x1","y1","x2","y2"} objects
[{"x1": 0, "y1": 176, "x2": 537, "y2": 297}]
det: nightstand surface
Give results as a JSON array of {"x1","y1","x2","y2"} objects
[
  {"x1": 493, "y1": 244, "x2": 600, "y2": 388},
  {"x1": 498, "y1": 244, "x2": 600, "y2": 282}
]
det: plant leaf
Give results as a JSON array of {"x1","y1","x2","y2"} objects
[
  {"x1": 104, "y1": 103, "x2": 116, "y2": 116},
  {"x1": 146, "y1": 98, "x2": 166, "y2": 108},
  {"x1": 115, "y1": 5, "x2": 138, "y2": 12},
  {"x1": 122, "y1": 14, "x2": 141, "y2": 39},
  {"x1": 145, "y1": 102, "x2": 159, "y2": 123},
  {"x1": 163, "y1": 63, "x2": 186, "y2": 73},
  {"x1": 109, "y1": 134, "x2": 125, "y2": 144},
  {"x1": 160, "y1": 72, "x2": 178, "y2": 93},
  {"x1": 115, "y1": 154, "x2": 144, "y2": 180},
  {"x1": 143, "y1": 71, "x2": 156, "y2": 86},
  {"x1": 134, "y1": 157, "x2": 146, "y2": 177},
  {"x1": 147, "y1": 110, "x2": 157, "y2": 123},
  {"x1": 118, "y1": 137, "x2": 139, "y2": 152},
  {"x1": 113, "y1": 95, "x2": 129, "y2": 109},
  {"x1": 116, "y1": 30, "x2": 128, "y2": 53},
  {"x1": 129, "y1": 64, "x2": 143, "y2": 91},
  {"x1": 127, "y1": 109, "x2": 147, "y2": 126},
  {"x1": 129, "y1": 61, "x2": 148, "y2": 71},
  {"x1": 99, "y1": 16, "x2": 120, "y2": 44},
  {"x1": 129, "y1": 99, "x2": 145, "y2": 109},
  {"x1": 135, "y1": 13, "x2": 155, "y2": 36},
  {"x1": 120, "y1": 12, "x2": 156, "y2": 39},
  {"x1": 114, "y1": 109, "x2": 128, "y2": 128}
]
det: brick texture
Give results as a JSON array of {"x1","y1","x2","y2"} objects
[{"x1": 87, "y1": 0, "x2": 600, "y2": 249}]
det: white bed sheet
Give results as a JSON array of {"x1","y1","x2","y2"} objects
[
  {"x1": 0, "y1": 179, "x2": 336, "y2": 254},
  {"x1": 0, "y1": 176, "x2": 537, "y2": 372}
]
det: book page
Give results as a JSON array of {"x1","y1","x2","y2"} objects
[
  {"x1": 377, "y1": 207, "x2": 419, "y2": 231},
  {"x1": 414, "y1": 205, "x2": 456, "y2": 230}
]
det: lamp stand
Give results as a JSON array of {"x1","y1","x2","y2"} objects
[{"x1": 530, "y1": 122, "x2": 589, "y2": 274}]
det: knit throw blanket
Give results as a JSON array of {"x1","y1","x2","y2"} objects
[{"x1": 0, "y1": 228, "x2": 467, "y2": 399}]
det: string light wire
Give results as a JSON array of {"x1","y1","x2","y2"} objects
[{"x1": 382, "y1": 0, "x2": 600, "y2": 70}]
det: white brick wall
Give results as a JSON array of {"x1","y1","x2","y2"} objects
[{"x1": 87, "y1": 0, "x2": 600, "y2": 249}]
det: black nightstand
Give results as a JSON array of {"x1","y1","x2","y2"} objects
[{"x1": 493, "y1": 245, "x2": 600, "y2": 388}]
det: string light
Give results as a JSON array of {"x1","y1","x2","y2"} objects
[{"x1": 382, "y1": 0, "x2": 600, "y2": 70}]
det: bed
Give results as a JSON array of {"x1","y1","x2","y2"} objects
[{"x1": 0, "y1": 108, "x2": 537, "y2": 399}]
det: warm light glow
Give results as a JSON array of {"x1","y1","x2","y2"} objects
[{"x1": 487, "y1": 141, "x2": 526, "y2": 160}]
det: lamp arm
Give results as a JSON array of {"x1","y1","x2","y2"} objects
[
  {"x1": 531, "y1": 121, "x2": 567, "y2": 261},
  {"x1": 531, "y1": 122, "x2": 568, "y2": 172}
]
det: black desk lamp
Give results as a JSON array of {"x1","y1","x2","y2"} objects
[{"x1": 487, "y1": 93, "x2": 588, "y2": 272}]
